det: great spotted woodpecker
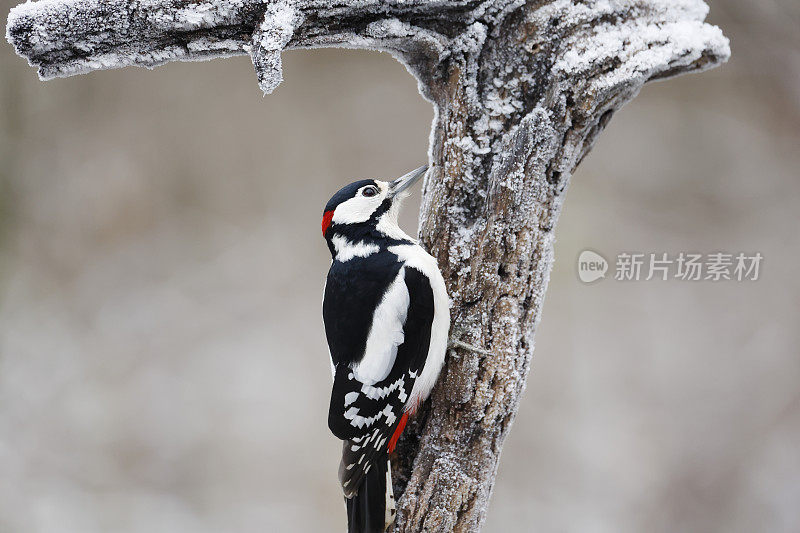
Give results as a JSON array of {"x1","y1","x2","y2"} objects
[{"x1": 321, "y1": 165, "x2": 450, "y2": 533}]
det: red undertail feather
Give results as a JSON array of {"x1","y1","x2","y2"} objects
[
  {"x1": 321, "y1": 210, "x2": 334, "y2": 237},
  {"x1": 387, "y1": 413, "x2": 408, "y2": 454}
]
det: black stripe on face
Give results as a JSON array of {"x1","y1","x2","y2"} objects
[{"x1": 369, "y1": 197, "x2": 393, "y2": 221}]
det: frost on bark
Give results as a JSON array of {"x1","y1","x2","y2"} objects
[{"x1": 6, "y1": 1, "x2": 729, "y2": 531}]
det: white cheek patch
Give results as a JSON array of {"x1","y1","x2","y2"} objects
[
  {"x1": 332, "y1": 195, "x2": 379, "y2": 225},
  {"x1": 331, "y1": 182, "x2": 389, "y2": 225}
]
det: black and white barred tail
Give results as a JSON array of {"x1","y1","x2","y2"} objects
[{"x1": 342, "y1": 454, "x2": 396, "y2": 533}]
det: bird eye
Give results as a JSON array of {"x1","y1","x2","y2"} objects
[{"x1": 362, "y1": 186, "x2": 378, "y2": 197}]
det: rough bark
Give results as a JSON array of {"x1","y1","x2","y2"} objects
[{"x1": 6, "y1": 1, "x2": 729, "y2": 531}]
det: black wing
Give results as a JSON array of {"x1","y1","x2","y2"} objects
[
  {"x1": 324, "y1": 253, "x2": 402, "y2": 368},
  {"x1": 328, "y1": 266, "x2": 435, "y2": 497}
]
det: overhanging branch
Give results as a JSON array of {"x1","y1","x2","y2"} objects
[
  {"x1": 6, "y1": 1, "x2": 728, "y2": 98},
  {"x1": 5, "y1": 0, "x2": 464, "y2": 94}
]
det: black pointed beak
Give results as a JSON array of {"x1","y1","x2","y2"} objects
[{"x1": 388, "y1": 165, "x2": 428, "y2": 199}]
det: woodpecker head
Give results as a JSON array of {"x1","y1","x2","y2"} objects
[{"x1": 321, "y1": 165, "x2": 427, "y2": 248}]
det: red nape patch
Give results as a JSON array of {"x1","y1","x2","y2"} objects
[
  {"x1": 321, "y1": 210, "x2": 334, "y2": 237},
  {"x1": 387, "y1": 412, "x2": 409, "y2": 454}
]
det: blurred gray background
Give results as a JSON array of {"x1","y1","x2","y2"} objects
[{"x1": 1, "y1": 1, "x2": 798, "y2": 532}]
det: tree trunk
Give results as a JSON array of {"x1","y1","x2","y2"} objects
[{"x1": 6, "y1": 1, "x2": 729, "y2": 531}]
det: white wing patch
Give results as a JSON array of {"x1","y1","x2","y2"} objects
[{"x1": 352, "y1": 268, "x2": 409, "y2": 385}]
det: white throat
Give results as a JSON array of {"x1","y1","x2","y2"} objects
[{"x1": 376, "y1": 199, "x2": 413, "y2": 242}]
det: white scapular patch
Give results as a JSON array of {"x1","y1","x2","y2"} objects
[
  {"x1": 331, "y1": 235, "x2": 379, "y2": 262},
  {"x1": 352, "y1": 269, "x2": 410, "y2": 384},
  {"x1": 388, "y1": 244, "x2": 450, "y2": 410}
]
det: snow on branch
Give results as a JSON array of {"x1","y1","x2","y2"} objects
[
  {"x1": 6, "y1": 0, "x2": 728, "y2": 97},
  {"x1": 5, "y1": 0, "x2": 457, "y2": 94}
]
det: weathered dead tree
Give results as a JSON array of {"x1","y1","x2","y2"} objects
[{"x1": 7, "y1": 0, "x2": 729, "y2": 530}]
